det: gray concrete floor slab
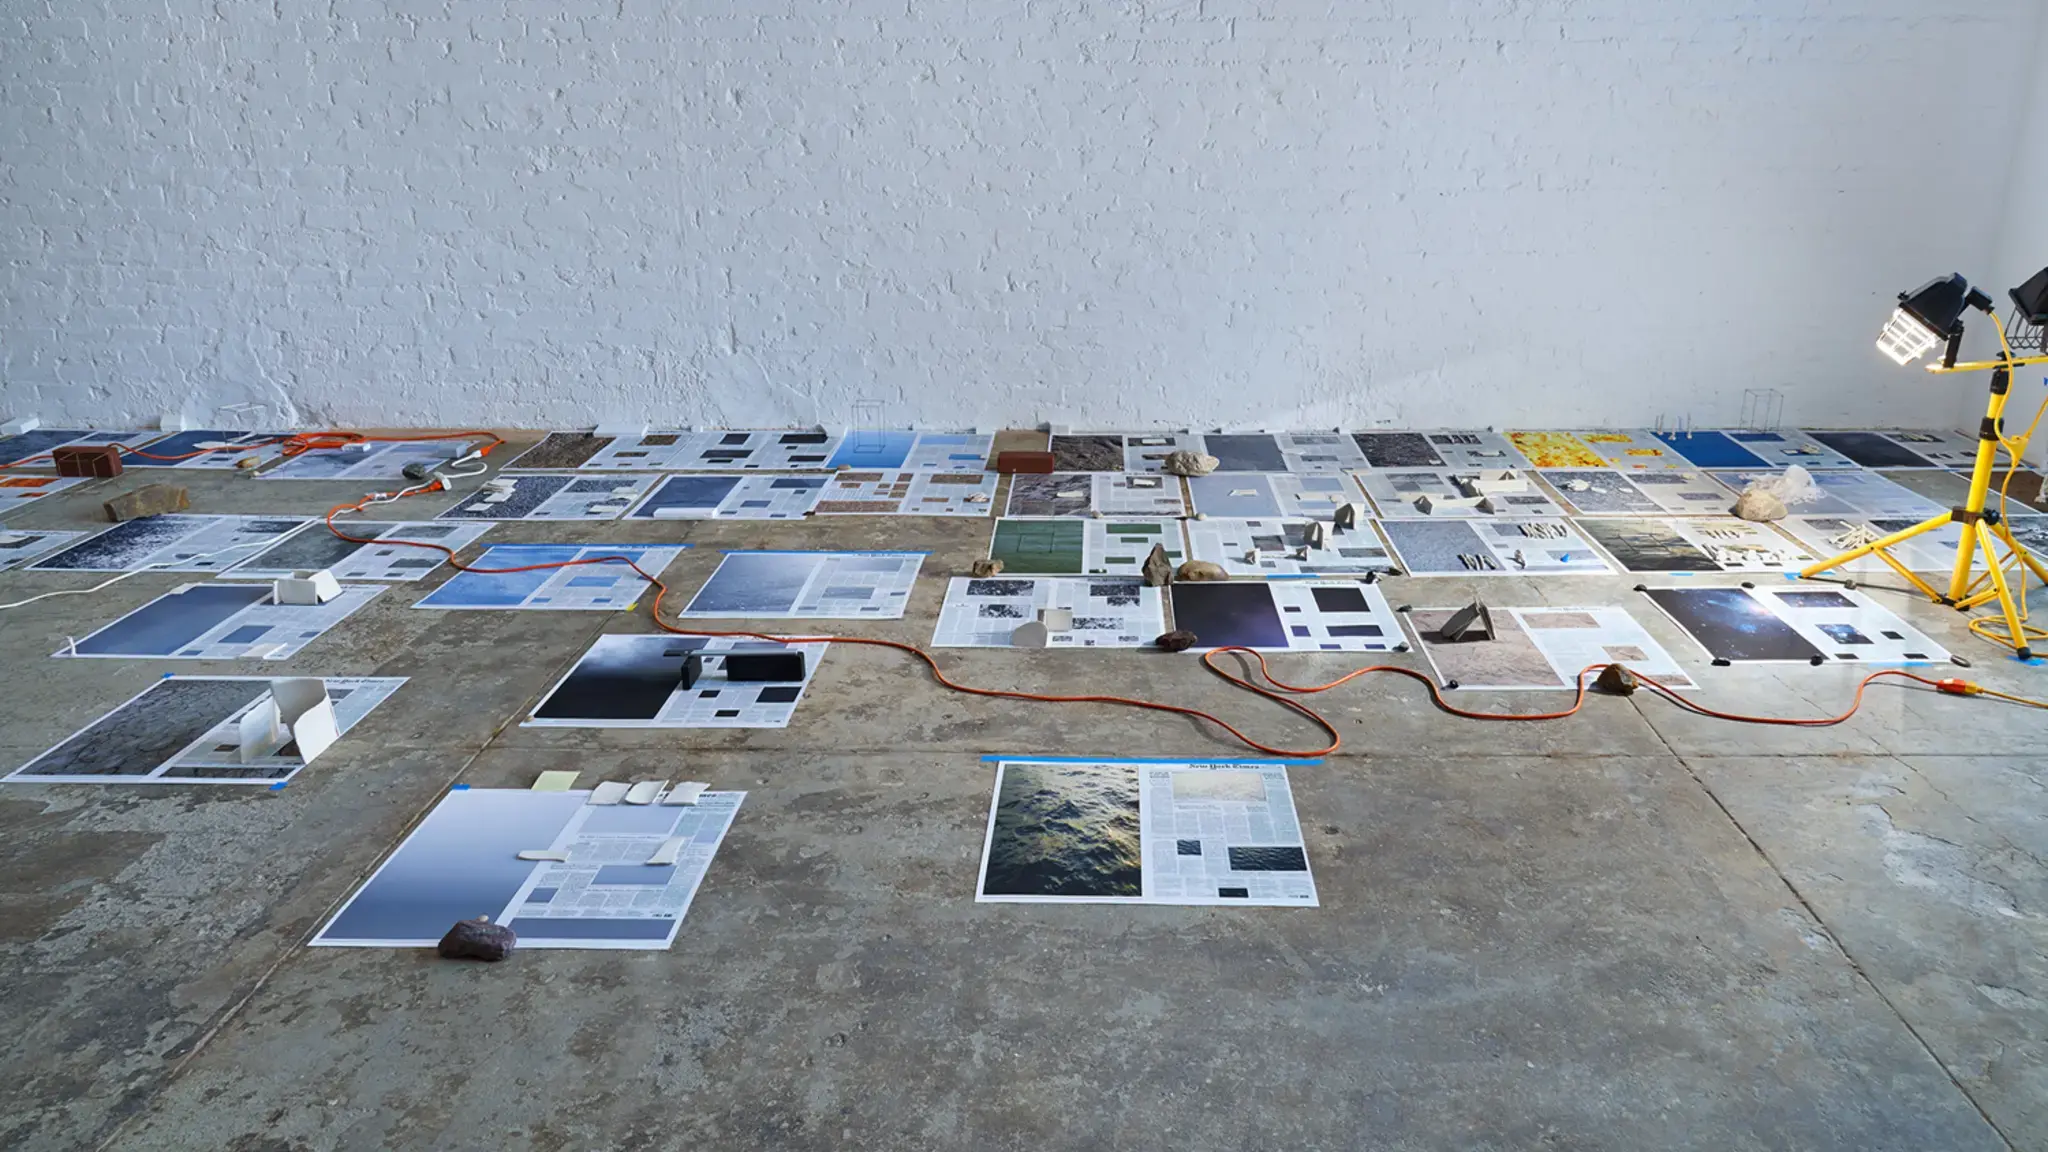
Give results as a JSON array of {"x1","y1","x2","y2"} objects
[{"x1": 0, "y1": 448, "x2": 2041, "y2": 1150}]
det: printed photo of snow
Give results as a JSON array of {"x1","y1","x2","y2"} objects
[
  {"x1": 31, "y1": 514, "x2": 312, "y2": 573},
  {"x1": 681, "y1": 551, "x2": 922, "y2": 619}
]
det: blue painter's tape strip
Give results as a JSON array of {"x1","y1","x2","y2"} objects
[
  {"x1": 721, "y1": 549, "x2": 930, "y2": 556},
  {"x1": 979, "y1": 754, "x2": 1321, "y2": 766},
  {"x1": 268, "y1": 781, "x2": 287, "y2": 791},
  {"x1": 450, "y1": 783, "x2": 471, "y2": 790}
]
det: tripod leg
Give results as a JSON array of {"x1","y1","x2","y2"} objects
[
  {"x1": 1800, "y1": 511, "x2": 1951, "y2": 594},
  {"x1": 1947, "y1": 519, "x2": 1980, "y2": 603},
  {"x1": 1999, "y1": 524, "x2": 2048, "y2": 584},
  {"x1": 1973, "y1": 523, "x2": 2034, "y2": 658}
]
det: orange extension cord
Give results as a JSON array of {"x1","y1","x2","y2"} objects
[
  {"x1": 321, "y1": 464, "x2": 2048, "y2": 758},
  {"x1": 12, "y1": 425, "x2": 2037, "y2": 757}
]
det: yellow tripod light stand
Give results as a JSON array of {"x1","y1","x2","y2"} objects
[{"x1": 1800, "y1": 272, "x2": 2048, "y2": 660}]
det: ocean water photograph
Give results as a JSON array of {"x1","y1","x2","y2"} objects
[{"x1": 979, "y1": 761, "x2": 1142, "y2": 901}]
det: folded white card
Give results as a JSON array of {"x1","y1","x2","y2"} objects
[{"x1": 237, "y1": 677, "x2": 340, "y2": 765}]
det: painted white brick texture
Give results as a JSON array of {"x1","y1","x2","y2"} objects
[{"x1": 1, "y1": 1, "x2": 2042, "y2": 430}]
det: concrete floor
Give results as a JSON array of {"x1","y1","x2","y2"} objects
[{"x1": 0, "y1": 440, "x2": 2043, "y2": 1152}]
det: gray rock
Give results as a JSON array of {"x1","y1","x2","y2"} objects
[
  {"x1": 1141, "y1": 543, "x2": 1175, "y2": 587},
  {"x1": 1162, "y1": 450, "x2": 1219, "y2": 477},
  {"x1": 1734, "y1": 488, "x2": 1788, "y2": 522},
  {"x1": 438, "y1": 917, "x2": 516, "y2": 962},
  {"x1": 1010, "y1": 620, "x2": 1050, "y2": 648}
]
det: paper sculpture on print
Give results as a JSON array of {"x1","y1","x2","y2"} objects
[
  {"x1": 528, "y1": 635, "x2": 829, "y2": 728},
  {"x1": 1536, "y1": 469, "x2": 1665, "y2": 516},
  {"x1": 813, "y1": 470, "x2": 998, "y2": 516},
  {"x1": 31, "y1": 514, "x2": 312, "y2": 573},
  {"x1": 977, "y1": 759, "x2": 1317, "y2": 907},
  {"x1": 932, "y1": 577, "x2": 1164, "y2": 647},
  {"x1": 1410, "y1": 606, "x2": 1694, "y2": 691},
  {"x1": 237, "y1": 678, "x2": 341, "y2": 765},
  {"x1": 225, "y1": 521, "x2": 492, "y2": 581},
  {"x1": 57, "y1": 583, "x2": 386, "y2": 660},
  {"x1": 1376, "y1": 518, "x2": 1612, "y2": 575},
  {"x1": 1599, "y1": 469, "x2": 1739, "y2": 516},
  {"x1": 681, "y1": 551, "x2": 921, "y2": 619},
  {"x1": 438, "y1": 473, "x2": 658, "y2": 521},
  {"x1": 1185, "y1": 472, "x2": 1366, "y2": 519},
  {"x1": 3, "y1": 676, "x2": 405, "y2": 785},
  {"x1": 1006, "y1": 472, "x2": 1186, "y2": 517},
  {"x1": 314, "y1": 788, "x2": 744, "y2": 949},
  {"x1": 1181, "y1": 517, "x2": 1396, "y2": 576},
  {"x1": 414, "y1": 544, "x2": 684, "y2": 610},
  {"x1": 987, "y1": 518, "x2": 1185, "y2": 576},
  {"x1": 1774, "y1": 516, "x2": 1964, "y2": 575},
  {"x1": 1576, "y1": 517, "x2": 1812, "y2": 573},
  {"x1": 1359, "y1": 469, "x2": 1565, "y2": 519},
  {"x1": 272, "y1": 570, "x2": 342, "y2": 605}
]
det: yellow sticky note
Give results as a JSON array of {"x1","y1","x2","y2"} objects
[{"x1": 531, "y1": 770, "x2": 581, "y2": 792}]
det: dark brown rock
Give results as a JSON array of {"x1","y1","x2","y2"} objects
[
  {"x1": 1155, "y1": 630, "x2": 1198, "y2": 652},
  {"x1": 437, "y1": 917, "x2": 517, "y2": 961},
  {"x1": 1593, "y1": 663, "x2": 1639, "y2": 696}
]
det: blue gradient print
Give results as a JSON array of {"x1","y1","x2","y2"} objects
[{"x1": 318, "y1": 790, "x2": 587, "y2": 945}]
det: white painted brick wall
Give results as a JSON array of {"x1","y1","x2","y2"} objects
[
  {"x1": 1984, "y1": 4, "x2": 2048, "y2": 466},
  {"x1": 1, "y1": 1, "x2": 2042, "y2": 431}
]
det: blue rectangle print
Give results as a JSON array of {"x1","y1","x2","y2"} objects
[
  {"x1": 415, "y1": 545, "x2": 583, "y2": 607},
  {"x1": 687, "y1": 551, "x2": 818, "y2": 614},
  {"x1": 73, "y1": 583, "x2": 272, "y2": 656},
  {"x1": 412, "y1": 544, "x2": 680, "y2": 610},
  {"x1": 1653, "y1": 431, "x2": 1768, "y2": 470},
  {"x1": 630, "y1": 474, "x2": 743, "y2": 517},
  {"x1": 827, "y1": 431, "x2": 916, "y2": 470}
]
